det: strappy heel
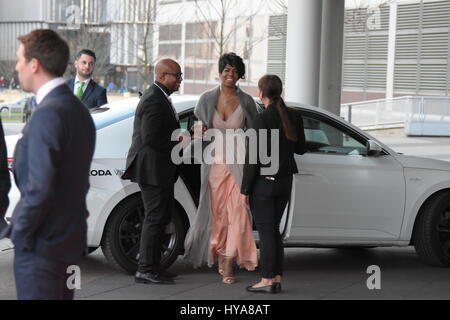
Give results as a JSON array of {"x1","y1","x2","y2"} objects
[
  {"x1": 218, "y1": 255, "x2": 225, "y2": 276},
  {"x1": 222, "y1": 257, "x2": 236, "y2": 284}
]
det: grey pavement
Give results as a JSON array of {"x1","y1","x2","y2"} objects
[
  {"x1": 370, "y1": 129, "x2": 450, "y2": 162},
  {"x1": 3, "y1": 122, "x2": 24, "y2": 136},
  {"x1": 1, "y1": 239, "x2": 450, "y2": 300}
]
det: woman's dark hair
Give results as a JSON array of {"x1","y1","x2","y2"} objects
[
  {"x1": 258, "y1": 74, "x2": 297, "y2": 141},
  {"x1": 218, "y1": 52, "x2": 245, "y2": 79}
]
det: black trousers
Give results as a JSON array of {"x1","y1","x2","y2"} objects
[
  {"x1": 138, "y1": 183, "x2": 174, "y2": 273},
  {"x1": 14, "y1": 249, "x2": 75, "y2": 300},
  {"x1": 250, "y1": 176, "x2": 292, "y2": 279}
]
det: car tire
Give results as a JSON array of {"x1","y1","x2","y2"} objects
[
  {"x1": 82, "y1": 246, "x2": 99, "y2": 257},
  {"x1": 0, "y1": 107, "x2": 8, "y2": 115},
  {"x1": 101, "y1": 193, "x2": 187, "y2": 275},
  {"x1": 414, "y1": 191, "x2": 450, "y2": 267}
]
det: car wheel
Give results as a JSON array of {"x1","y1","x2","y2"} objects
[
  {"x1": 0, "y1": 107, "x2": 8, "y2": 115},
  {"x1": 414, "y1": 191, "x2": 450, "y2": 267},
  {"x1": 101, "y1": 194, "x2": 187, "y2": 274}
]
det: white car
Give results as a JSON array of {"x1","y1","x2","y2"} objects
[
  {"x1": 0, "y1": 97, "x2": 27, "y2": 114},
  {"x1": 0, "y1": 97, "x2": 29, "y2": 120},
  {"x1": 4, "y1": 95, "x2": 450, "y2": 274}
]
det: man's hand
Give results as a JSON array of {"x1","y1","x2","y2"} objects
[{"x1": 191, "y1": 121, "x2": 207, "y2": 139}]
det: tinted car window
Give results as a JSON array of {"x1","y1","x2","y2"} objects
[{"x1": 301, "y1": 112, "x2": 367, "y2": 156}]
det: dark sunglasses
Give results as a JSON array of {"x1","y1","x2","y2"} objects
[{"x1": 164, "y1": 72, "x2": 183, "y2": 80}]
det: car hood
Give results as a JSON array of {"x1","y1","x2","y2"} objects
[{"x1": 395, "y1": 154, "x2": 450, "y2": 171}]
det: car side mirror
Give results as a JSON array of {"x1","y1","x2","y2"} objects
[{"x1": 366, "y1": 140, "x2": 383, "y2": 157}]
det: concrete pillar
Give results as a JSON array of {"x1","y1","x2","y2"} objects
[
  {"x1": 386, "y1": 2, "x2": 398, "y2": 99},
  {"x1": 285, "y1": 0, "x2": 322, "y2": 106},
  {"x1": 319, "y1": 0, "x2": 345, "y2": 115}
]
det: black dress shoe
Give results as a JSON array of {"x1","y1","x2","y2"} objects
[
  {"x1": 135, "y1": 272, "x2": 175, "y2": 284},
  {"x1": 160, "y1": 270, "x2": 178, "y2": 278},
  {"x1": 246, "y1": 282, "x2": 281, "y2": 294}
]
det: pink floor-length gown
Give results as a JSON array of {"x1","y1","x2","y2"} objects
[{"x1": 208, "y1": 105, "x2": 258, "y2": 271}]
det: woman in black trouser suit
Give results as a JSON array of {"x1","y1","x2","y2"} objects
[{"x1": 241, "y1": 75, "x2": 306, "y2": 293}]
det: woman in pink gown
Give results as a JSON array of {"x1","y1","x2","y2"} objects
[{"x1": 184, "y1": 53, "x2": 259, "y2": 283}]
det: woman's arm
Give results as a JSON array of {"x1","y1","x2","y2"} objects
[{"x1": 241, "y1": 115, "x2": 265, "y2": 195}]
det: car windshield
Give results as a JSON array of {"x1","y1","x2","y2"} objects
[
  {"x1": 90, "y1": 95, "x2": 198, "y2": 130},
  {"x1": 89, "y1": 98, "x2": 138, "y2": 130}
]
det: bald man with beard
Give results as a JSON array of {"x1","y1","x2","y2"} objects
[{"x1": 122, "y1": 59, "x2": 183, "y2": 284}]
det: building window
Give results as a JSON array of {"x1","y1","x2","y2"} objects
[
  {"x1": 159, "y1": 24, "x2": 182, "y2": 41},
  {"x1": 158, "y1": 43, "x2": 182, "y2": 60}
]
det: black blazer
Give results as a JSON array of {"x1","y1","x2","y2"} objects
[
  {"x1": 0, "y1": 117, "x2": 10, "y2": 233},
  {"x1": 241, "y1": 104, "x2": 306, "y2": 196},
  {"x1": 122, "y1": 84, "x2": 181, "y2": 187},
  {"x1": 67, "y1": 78, "x2": 108, "y2": 109},
  {"x1": 3, "y1": 84, "x2": 96, "y2": 263}
]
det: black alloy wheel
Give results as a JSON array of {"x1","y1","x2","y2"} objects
[{"x1": 102, "y1": 194, "x2": 186, "y2": 274}]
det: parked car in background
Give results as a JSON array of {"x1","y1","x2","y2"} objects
[
  {"x1": 0, "y1": 97, "x2": 34, "y2": 122},
  {"x1": 3, "y1": 95, "x2": 450, "y2": 274},
  {"x1": 0, "y1": 97, "x2": 27, "y2": 114}
]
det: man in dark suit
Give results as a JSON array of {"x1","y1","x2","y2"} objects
[
  {"x1": 2, "y1": 29, "x2": 96, "y2": 300},
  {"x1": 67, "y1": 49, "x2": 108, "y2": 109},
  {"x1": 0, "y1": 117, "x2": 11, "y2": 234},
  {"x1": 122, "y1": 59, "x2": 182, "y2": 285}
]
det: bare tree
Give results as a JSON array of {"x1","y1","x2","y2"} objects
[
  {"x1": 0, "y1": 61, "x2": 16, "y2": 88},
  {"x1": 59, "y1": 26, "x2": 113, "y2": 81},
  {"x1": 193, "y1": 0, "x2": 267, "y2": 57},
  {"x1": 270, "y1": 0, "x2": 287, "y2": 14},
  {"x1": 109, "y1": 0, "x2": 157, "y2": 91}
]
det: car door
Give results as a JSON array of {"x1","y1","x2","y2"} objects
[
  {"x1": 288, "y1": 110, "x2": 406, "y2": 242},
  {"x1": 178, "y1": 109, "x2": 201, "y2": 206}
]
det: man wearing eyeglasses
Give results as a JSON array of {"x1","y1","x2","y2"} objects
[{"x1": 122, "y1": 59, "x2": 183, "y2": 285}]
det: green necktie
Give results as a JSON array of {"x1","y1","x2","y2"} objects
[{"x1": 75, "y1": 81, "x2": 85, "y2": 98}]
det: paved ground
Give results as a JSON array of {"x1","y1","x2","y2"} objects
[{"x1": 1, "y1": 239, "x2": 450, "y2": 300}]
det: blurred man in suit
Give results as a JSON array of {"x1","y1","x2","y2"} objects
[
  {"x1": 67, "y1": 49, "x2": 107, "y2": 109},
  {"x1": 2, "y1": 29, "x2": 96, "y2": 300},
  {"x1": 0, "y1": 117, "x2": 11, "y2": 234},
  {"x1": 122, "y1": 59, "x2": 182, "y2": 285}
]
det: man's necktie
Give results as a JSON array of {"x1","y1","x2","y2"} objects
[{"x1": 75, "y1": 81, "x2": 85, "y2": 99}]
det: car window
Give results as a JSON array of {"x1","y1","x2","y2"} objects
[
  {"x1": 179, "y1": 111, "x2": 197, "y2": 132},
  {"x1": 301, "y1": 112, "x2": 367, "y2": 156}
]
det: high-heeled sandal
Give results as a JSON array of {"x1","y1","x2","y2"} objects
[
  {"x1": 218, "y1": 255, "x2": 225, "y2": 276},
  {"x1": 222, "y1": 257, "x2": 236, "y2": 284}
]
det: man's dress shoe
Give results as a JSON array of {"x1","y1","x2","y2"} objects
[
  {"x1": 246, "y1": 282, "x2": 281, "y2": 294},
  {"x1": 135, "y1": 272, "x2": 175, "y2": 284},
  {"x1": 160, "y1": 270, "x2": 178, "y2": 278}
]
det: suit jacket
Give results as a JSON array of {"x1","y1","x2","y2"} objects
[
  {"x1": 241, "y1": 103, "x2": 306, "y2": 196},
  {"x1": 122, "y1": 84, "x2": 181, "y2": 187},
  {"x1": 67, "y1": 78, "x2": 108, "y2": 109},
  {"x1": 0, "y1": 118, "x2": 11, "y2": 233},
  {"x1": 4, "y1": 84, "x2": 96, "y2": 263}
]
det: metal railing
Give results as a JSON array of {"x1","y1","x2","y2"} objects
[{"x1": 341, "y1": 96, "x2": 450, "y2": 135}]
